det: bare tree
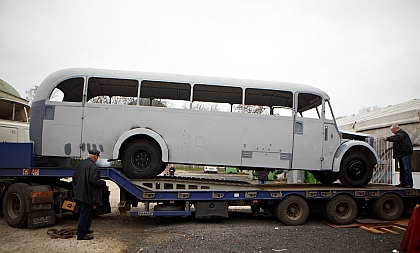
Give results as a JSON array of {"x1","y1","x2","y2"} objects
[
  {"x1": 189, "y1": 102, "x2": 222, "y2": 111},
  {"x1": 358, "y1": 106, "x2": 381, "y2": 114},
  {"x1": 233, "y1": 105, "x2": 267, "y2": 114},
  {"x1": 26, "y1": 86, "x2": 62, "y2": 105},
  {"x1": 25, "y1": 86, "x2": 39, "y2": 104}
]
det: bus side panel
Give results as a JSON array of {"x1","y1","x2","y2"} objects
[
  {"x1": 81, "y1": 105, "x2": 190, "y2": 162},
  {"x1": 188, "y1": 111, "x2": 242, "y2": 166},
  {"x1": 241, "y1": 114, "x2": 293, "y2": 169},
  {"x1": 0, "y1": 121, "x2": 29, "y2": 143},
  {"x1": 322, "y1": 121, "x2": 341, "y2": 170},
  {"x1": 30, "y1": 100, "x2": 45, "y2": 155},
  {"x1": 41, "y1": 101, "x2": 83, "y2": 157},
  {"x1": 292, "y1": 117, "x2": 323, "y2": 170}
]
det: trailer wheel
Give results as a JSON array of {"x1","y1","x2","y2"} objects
[
  {"x1": 325, "y1": 194, "x2": 357, "y2": 225},
  {"x1": 122, "y1": 140, "x2": 162, "y2": 179},
  {"x1": 339, "y1": 151, "x2": 373, "y2": 187},
  {"x1": 275, "y1": 195, "x2": 309, "y2": 226},
  {"x1": 311, "y1": 171, "x2": 338, "y2": 185},
  {"x1": 372, "y1": 193, "x2": 404, "y2": 221},
  {"x1": 3, "y1": 183, "x2": 29, "y2": 228}
]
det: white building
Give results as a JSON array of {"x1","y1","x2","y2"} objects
[{"x1": 337, "y1": 99, "x2": 420, "y2": 188}]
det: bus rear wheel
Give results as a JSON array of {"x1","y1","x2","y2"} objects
[
  {"x1": 122, "y1": 140, "x2": 162, "y2": 179},
  {"x1": 338, "y1": 151, "x2": 373, "y2": 187},
  {"x1": 311, "y1": 171, "x2": 338, "y2": 185}
]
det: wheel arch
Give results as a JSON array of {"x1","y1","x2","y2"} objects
[
  {"x1": 332, "y1": 141, "x2": 379, "y2": 172},
  {"x1": 113, "y1": 128, "x2": 169, "y2": 162}
]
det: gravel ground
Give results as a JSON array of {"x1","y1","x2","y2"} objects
[
  {"x1": 0, "y1": 207, "x2": 406, "y2": 253},
  {"x1": 119, "y1": 212, "x2": 405, "y2": 253}
]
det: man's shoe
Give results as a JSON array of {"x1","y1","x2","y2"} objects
[
  {"x1": 86, "y1": 230, "x2": 94, "y2": 234},
  {"x1": 403, "y1": 185, "x2": 412, "y2": 188},
  {"x1": 395, "y1": 184, "x2": 404, "y2": 187},
  {"x1": 77, "y1": 235, "x2": 94, "y2": 240}
]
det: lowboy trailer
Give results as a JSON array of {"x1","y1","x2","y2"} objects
[{"x1": 0, "y1": 142, "x2": 419, "y2": 228}]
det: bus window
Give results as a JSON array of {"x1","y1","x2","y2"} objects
[
  {"x1": 325, "y1": 100, "x2": 335, "y2": 121},
  {"x1": 271, "y1": 106, "x2": 294, "y2": 117},
  {"x1": 192, "y1": 84, "x2": 242, "y2": 112},
  {"x1": 87, "y1": 77, "x2": 139, "y2": 105},
  {"x1": 0, "y1": 99, "x2": 30, "y2": 122},
  {"x1": 297, "y1": 93, "x2": 322, "y2": 119},
  {"x1": 244, "y1": 88, "x2": 293, "y2": 115},
  {"x1": 140, "y1": 80, "x2": 190, "y2": 109},
  {"x1": 50, "y1": 77, "x2": 84, "y2": 102}
]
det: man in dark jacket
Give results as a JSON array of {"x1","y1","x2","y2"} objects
[
  {"x1": 256, "y1": 170, "x2": 270, "y2": 184},
  {"x1": 382, "y1": 124, "x2": 414, "y2": 188},
  {"x1": 72, "y1": 149, "x2": 106, "y2": 240}
]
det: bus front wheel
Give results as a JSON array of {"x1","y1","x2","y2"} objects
[
  {"x1": 338, "y1": 151, "x2": 373, "y2": 187},
  {"x1": 122, "y1": 140, "x2": 162, "y2": 179}
]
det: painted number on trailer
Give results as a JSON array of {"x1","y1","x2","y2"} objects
[{"x1": 22, "y1": 168, "x2": 40, "y2": 176}]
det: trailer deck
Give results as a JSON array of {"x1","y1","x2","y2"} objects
[{"x1": 1, "y1": 142, "x2": 419, "y2": 228}]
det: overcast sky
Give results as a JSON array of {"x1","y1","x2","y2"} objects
[{"x1": 1, "y1": 0, "x2": 419, "y2": 117}]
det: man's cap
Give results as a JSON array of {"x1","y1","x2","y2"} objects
[{"x1": 88, "y1": 149, "x2": 100, "y2": 156}]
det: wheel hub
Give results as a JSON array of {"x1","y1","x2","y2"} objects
[
  {"x1": 336, "y1": 202, "x2": 351, "y2": 219},
  {"x1": 132, "y1": 151, "x2": 151, "y2": 171},
  {"x1": 347, "y1": 160, "x2": 366, "y2": 180},
  {"x1": 286, "y1": 203, "x2": 302, "y2": 220},
  {"x1": 8, "y1": 193, "x2": 22, "y2": 219},
  {"x1": 383, "y1": 199, "x2": 397, "y2": 215}
]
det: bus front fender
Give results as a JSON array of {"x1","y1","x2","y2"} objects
[
  {"x1": 112, "y1": 128, "x2": 169, "y2": 162},
  {"x1": 332, "y1": 141, "x2": 379, "y2": 172}
]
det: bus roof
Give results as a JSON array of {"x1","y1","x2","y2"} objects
[{"x1": 33, "y1": 68, "x2": 330, "y2": 102}]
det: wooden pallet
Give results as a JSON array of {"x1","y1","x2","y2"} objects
[{"x1": 359, "y1": 225, "x2": 406, "y2": 235}]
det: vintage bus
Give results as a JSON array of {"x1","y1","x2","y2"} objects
[
  {"x1": 30, "y1": 68, "x2": 378, "y2": 187},
  {"x1": 0, "y1": 80, "x2": 30, "y2": 143}
]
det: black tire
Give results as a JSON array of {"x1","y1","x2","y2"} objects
[
  {"x1": 158, "y1": 163, "x2": 168, "y2": 175},
  {"x1": 339, "y1": 151, "x2": 373, "y2": 187},
  {"x1": 325, "y1": 194, "x2": 357, "y2": 225},
  {"x1": 311, "y1": 171, "x2": 338, "y2": 185},
  {"x1": 275, "y1": 195, "x2": 309, "y2": 226},
  {"x1": 372, "y1": 193, "x2": 404, "y2": 221},
  {"x1": 3, "y1": 183, "x2": 29, "y2": 228},
  {"x1": 121, "y1": 140, "x2": 162, "y2": 179}
]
